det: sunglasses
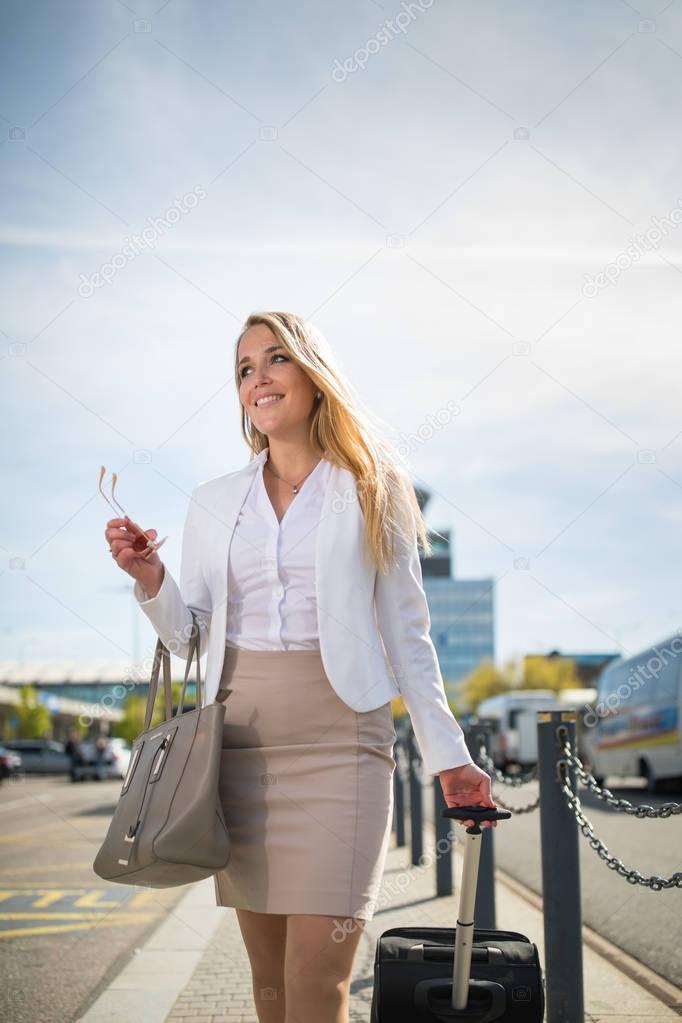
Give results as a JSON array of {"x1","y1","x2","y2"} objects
[{"x1": 98, "y1": 466, "x2": 168, "y2": 559}]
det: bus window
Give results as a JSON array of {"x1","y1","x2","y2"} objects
[{"x1": 648, "y1": 655, "x2": 680, "y2": 705}]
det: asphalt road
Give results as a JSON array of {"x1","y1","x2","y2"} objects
[
  {"x1": 0, "y1": 774, "x2": 186, "y2": 1023},
  {"x1": 421, "y1": 771, "x2": 682, "y2": 989},
  {"x1": 2, "y1": 769, "x2": 679, "y2": 1021}
]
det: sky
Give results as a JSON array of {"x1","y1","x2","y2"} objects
[{"x1": 1, "y1": 0, "x2": 681, "y2": 676}]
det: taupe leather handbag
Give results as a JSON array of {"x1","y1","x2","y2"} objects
[{"x1": 93, "y1": 612, "x2": 232, "y2": 887}]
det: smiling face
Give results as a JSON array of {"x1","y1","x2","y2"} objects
[{"x1": 237, "y1": 323, "x2": 319, "y2": 439}]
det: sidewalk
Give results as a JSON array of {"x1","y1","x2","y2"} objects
[{"x1": 80, "y1": 823, "x2": 681, "y2": 1023}]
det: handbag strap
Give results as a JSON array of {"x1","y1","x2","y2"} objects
[
  {"x1": 144, "y1": 638, "x2": 173, "y2": 731},
  {"x1": 143, "y1": 610, "x2": 201, "y2": 730},
  {"x1": 176, "y1": 611, "x2": 202, "y2": 715}
]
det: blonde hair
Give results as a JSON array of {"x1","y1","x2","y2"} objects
[{"x1": 234, "y1": 311, "x2": 433, "y2": 575}]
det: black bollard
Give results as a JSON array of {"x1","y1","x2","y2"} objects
[
  {"x1": 464, "y1": 726, "x2": 496, "y2": 928},
  {"x1": 408, "y1": 730, "x2": 423, "y2": 867},
  {"x1": 393, "y1": 736, "x2": 407, "y2": 848},
  {"x1": 434, "y1": 776, "x2": 453, "y2": 896},
  {"x1": 537, "y1": 709, "x2": 584, "y2": 1023}
]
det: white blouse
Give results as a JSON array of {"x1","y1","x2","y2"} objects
[{"x1": 225, "y1": 450, "x2": 332, "y2": 650}]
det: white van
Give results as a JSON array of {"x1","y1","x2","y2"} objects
[
  {"x1": 475, "y1": 690, "x2": 560, "y2": 770},
  {"x1": 583, "y1": 635, "x2": 682, "y2": 793},
  {"x1": 512, "y1": 688, "x2": 598, "y2": 767}
]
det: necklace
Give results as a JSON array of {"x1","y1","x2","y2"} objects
[{"x1": 264, "y1": 456, "x2": 320, "y2": 494}]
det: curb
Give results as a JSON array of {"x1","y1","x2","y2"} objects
[
  {"x1": 494, "y1": 864, "x2": 682, "y2": 1014},
  {"x1": 77, "y1": 832, "x2": 680, "y2": 1022},
  {"x1": 77, "y1": 878, "x2": 222, "y2": 1023}
]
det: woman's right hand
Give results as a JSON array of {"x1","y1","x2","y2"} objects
[{"x1": 104, "y1": 516, "x2": 165, "y2": 594}]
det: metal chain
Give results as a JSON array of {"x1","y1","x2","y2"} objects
[
  {"x1": 489, "y1": 789, "x2": 541, "y2": 814},
  {"x1": 395, "y1": 727, "x2": 681, "y2": 888},
  {"x1": 473, "y1": 742, "x2": 540, "y2": 813},
  {"x1": 560, "y1": 765, "x2": 682, "y2": 892},
  {"x1": 556, "y1": 728, "x2": 678, "y2": 887},
  {"x1": 475, "y1": 742, "x2": 538, "y2": 786},
  {"x1": 556, "y1": 727, "x2": 681, "y2": 819}
]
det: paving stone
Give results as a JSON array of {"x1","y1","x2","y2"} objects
[
  {"x1": 164, "y1": 827, "x2": 460, "y2": 1021},
  {"x1": 164, "y1": 826, "x2": 678, "y2": 1022}
]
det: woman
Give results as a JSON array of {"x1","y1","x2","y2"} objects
[{"x1": 105, "y1": 311, "x2": 497, "y2": 1023}]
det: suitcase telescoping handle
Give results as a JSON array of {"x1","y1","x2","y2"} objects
[{"x1": 442, "y1": 806, "x2": 512, "y2": 1016}]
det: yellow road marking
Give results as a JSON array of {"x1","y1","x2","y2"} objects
[
  {"x1": 0, "y1": 892, "x2": 23, "y2": 904},
  {"x1": 1, "y1": 841, "x2": 100, "y2": 849},
  {"x1": 0, "y1": 915, "x2": 159, "y2": 939},
  {"x1": 70, "y1": 892, "x2": 128, "y2": 909},
  {"x1": 0, "y1": 889, "x2": 159, "y2": 909},
  {"x1": 29, "y1": 891, "x2": 71, "y2": 908},
  {"x1": 0, "y1": 912, "x2": 159, "y2": 921},
  {"x1": 0, "y1": 886, "x2": 158, "y2": 895},
  {"x1": 74, "y1": 890, "x2": 155, "y2": 909},
  {"x1": 0, "y1": 862, "x2": 95, "y2": 876},
  {"x1": 0, "y1": 823, "x2": 70, "y2": 844}
]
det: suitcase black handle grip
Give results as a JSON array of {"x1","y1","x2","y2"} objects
[
  {"x1": 442, "y1": 805, "x2": 512, "y2": 826},
  {"x1": 422, "y1": 945, "x2": 489, "y2": 963},
  {"x1": 413, "y1": 977, "x2": 507, "y2": 1021}
]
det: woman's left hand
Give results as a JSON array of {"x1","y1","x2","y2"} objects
[{"x1": 438, "y1": 762, "x2": 498, "y2": 828}]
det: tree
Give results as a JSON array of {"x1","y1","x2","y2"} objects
[
  {"x1": 521, "y1": 655, "x2": 581, "y2": 694},
  {"x1": 14, "y1": 686, "x2": 52, "y2": 739},
  {"x1": 113, "y1": 681, "x2": 197, "y2": 744},
  {"x1": 390, "y1": 695, "x2": 408, "y2": 722},
  {"x1": 390, "y1": 682, "x2": 462, "y2": 735},
  {"x1": 460, "y1": 658, "x2": 515, "y2": 713},
  {"x1": 450, "y1": 654, "x2": 584, "y2": 717},
  {"x1": 113, "y1": 694, "x2": 148, "y2": 745}
]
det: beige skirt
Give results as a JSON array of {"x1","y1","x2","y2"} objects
[{"x1": 212, "y1": 643, "x2": 397, "y2": 921}]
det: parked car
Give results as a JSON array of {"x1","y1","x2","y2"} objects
[
  {"x1": 3, "y1": 739, "x2": 70, "y2": 774},
  {"x1": 0, "y1": 744, "x2": 23, "y2": 781},
  {"x1": 70, "y1": 737, "x2": 131, "y2": 782},
  {"x1": 104, "y1": 738, "x2": 131, "y2": 779}
]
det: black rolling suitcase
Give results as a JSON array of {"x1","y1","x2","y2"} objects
[{"x1": 370, "y1": 805, "x2": 545, "y2": 1022}]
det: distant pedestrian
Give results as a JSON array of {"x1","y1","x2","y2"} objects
[
  {"x1": 64, "y1": 728, "x2": 84, "y2": 782},
  {"x1": 94, "y1": 736, "x2": 110, "y2": 781}
]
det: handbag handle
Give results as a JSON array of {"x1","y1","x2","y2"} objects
[
  {"x1": 176, "y1": 610, "x2": 202, "y2": 715},
  {"x1": 143, "y1": 610, "x2": 202, "y2": 731}
]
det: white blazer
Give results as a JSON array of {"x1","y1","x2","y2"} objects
[{"x1": 133, "y1": 448, "x2": 473, "y2": 777}]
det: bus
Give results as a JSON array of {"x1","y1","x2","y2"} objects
[{"x1": 583, "y1": 633, "x2": 682, "y2": 793}]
